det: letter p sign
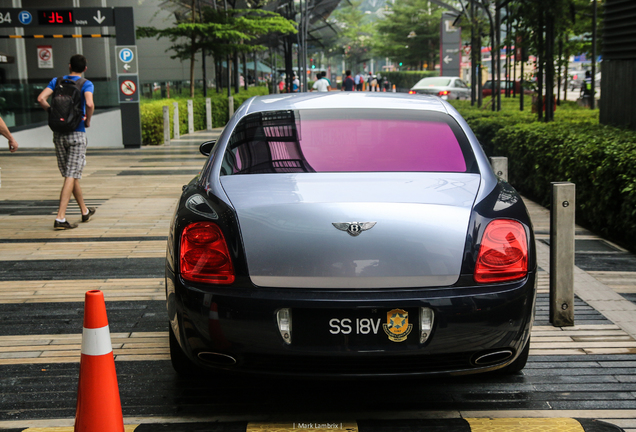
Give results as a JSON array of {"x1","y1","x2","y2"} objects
[{"x1": 119, "y1": 48, "x2": 134, "y2": 63}]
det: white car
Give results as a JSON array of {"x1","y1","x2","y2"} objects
[{"x1": 409, "y1": 76, "x2": 470, "y2": 100}]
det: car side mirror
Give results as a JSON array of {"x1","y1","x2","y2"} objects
[{"x1": 199, "y1": 140, "x2": 216, "y2": 156}]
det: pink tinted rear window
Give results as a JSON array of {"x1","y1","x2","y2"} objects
[
  {"x1": 299, "y1": 119, "x2": 466, "y2": 172},
  {"x1": 222, "y1": 109, "x2": 474, "y2": 175}
]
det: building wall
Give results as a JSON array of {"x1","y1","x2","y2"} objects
[
  {"x1": 0, "y1": 0, "x2": 204, "y2": 85},
  {"x1": 600, "y1": 0, "x2": 636, "y2": 131}
]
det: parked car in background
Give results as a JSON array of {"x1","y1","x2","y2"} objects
[
  {"x1": 409, "y1": 77, "x2": 470, "y2": 100},
  {"x1": 482, "y1": 80, "x2": 533, "y2": 97},
  {"x1": 166, "y1": 92, "x2": 537, "y2": 379}
]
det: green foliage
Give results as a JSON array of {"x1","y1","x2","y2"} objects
[
  {"x1": 137, "y1": 9, "x2": 296, "y2": 59},
  {"x1": 374, "y1": 0, "x2": 444, "y2": 70},
  {"x1": 137, "y1": 7, "x2": 295, "y2": 97},
  {"x1": 451, "y1": 99, "x2": 636, "y2": 251},
  {"x1": 328, "y1": 0, "x2": 375, "y2": 69},
  {"x1": 381, "y1": 71, "x2": 439, "y2": 90},
  {"x1": 140, "y1": 86, "x2": 268, "y2": 146}
]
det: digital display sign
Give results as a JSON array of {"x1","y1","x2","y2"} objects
[{"x1": 38, "y1": 10, "x2": 73, "y2": 25}]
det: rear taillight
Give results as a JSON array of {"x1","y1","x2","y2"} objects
[
  {"x1": 438, "y1": 90, "x2": 450, "y2": 96},
  {"x1": 409, "y1": 90, "x2": 417, "y2": 94},
  {"x1": 180, "y1": 222, "x2": 235, "y2": 284},
  {"x1": 474, "y1": 219, "x2": 528, "y2": 283}
]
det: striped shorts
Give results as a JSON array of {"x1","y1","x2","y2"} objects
[{"x1": 53, "y1": 131, "x2": 87, "y2": 179}]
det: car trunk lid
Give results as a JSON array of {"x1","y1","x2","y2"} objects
[{"x1": 220, "y1": 173, "x2": 480, "y2": 289}]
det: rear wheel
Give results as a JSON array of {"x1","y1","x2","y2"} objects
[
  {"x1": 498, "y1": 337, "x2": 530, "y2": 374},
  {"x1": 168, "y1": 323, "x2": 198, "y2": 376}
]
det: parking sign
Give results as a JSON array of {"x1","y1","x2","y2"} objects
[
  {"x1": 119, "y1": 48, "x2": 133, "y2": 63},
  {"x1": 115, "y1": 46, "x2": 138, "y2": 75},
  {"x1": 18, "y1": 10, "x2": 32, "y2": 25}
]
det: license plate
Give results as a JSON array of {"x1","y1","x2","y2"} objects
[{"x1": 293, "y1": 308, "x2": 419, "y2": 347}]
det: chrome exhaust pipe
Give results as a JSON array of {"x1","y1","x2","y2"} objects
[
  {"x1": 197, "y1": 352, "x2": 237, "y2": 366},
  {"x1": 472, "y1": 349, "x2": 514, "y2": 365}
]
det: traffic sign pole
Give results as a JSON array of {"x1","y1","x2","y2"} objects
[
  {"x1": 440, "y1": 12, "x2": 461, "y2": 77},
  {"x1": 115, "y1": 7, "x2": 141, "y2": 148}
]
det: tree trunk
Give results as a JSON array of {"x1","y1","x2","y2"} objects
[
  {"x1": 253, "y1": 50, "x2": 258, "y2": 87},
  {"x1": 243, "y1": 52, "x2": 248, "y2": 90},
  {"x1": 234, "y1": 51, "x2": 239, "y2": 94},
  {"x1": 190, "y1": 42, "x2": 196, "y2": 98},
  {"x1": 216, "y1": 59, "x2": 221, "y2": 93},
  {"x1": 545, "y1": 11, "x2": 555, "y2": 121},
  {"x1": 190, "y1": 0, "x2": 196, "y2": 98},
  {"x1": 537, "y1": 11, "x2": 544, "y2": 122}
]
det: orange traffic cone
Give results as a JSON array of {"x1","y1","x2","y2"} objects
[{"x1": 75, "y1": 290, "x2": 124, "y2": 432}]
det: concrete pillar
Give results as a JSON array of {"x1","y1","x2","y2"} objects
[
  {"x1": 550, "y1": 182, "x2": 576, "y2": 327},
  {"x1": 12, "y1": 0, "x2": 27, "y2": 84},
  {"x1": 206, "y1": 98, "x2": 212, "y2": 131},
  {"x1": 489, "y1": 156, "x2": 508, "y2": 181},
  {"x1": 173, "y1": 102, "x2": 180, "y2": 139},
  {"x1": 163, "y1": 106, "x2": 170, "y2": 146},
  {"x1": 187, "y1": 100, "x2": 194, "y2": 134}
]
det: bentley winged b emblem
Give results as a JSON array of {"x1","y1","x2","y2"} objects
[{"x1": 332, "y1": 221, "x2": 377, "y2": 237}]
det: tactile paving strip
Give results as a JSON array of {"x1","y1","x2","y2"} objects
[{"x1": 465, "y1": 418, "x2": 584, "y2": 431}]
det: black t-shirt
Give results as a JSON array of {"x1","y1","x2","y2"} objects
[{"x1": 343, "y1": 76, "x2": 355, "y2": 91}]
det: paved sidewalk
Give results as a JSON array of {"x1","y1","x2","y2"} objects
[{"x1": 525, "y1": 200, "x2": 636, "y2": 343}]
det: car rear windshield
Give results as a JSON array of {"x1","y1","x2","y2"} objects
[
  {"x1": 414, "y1": 78, "x2": 452, "y2": 87},
  {"x1": 221, "y1": 109, "x2": 477, "y2": 175}
]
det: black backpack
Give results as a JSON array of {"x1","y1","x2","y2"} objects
[{"x1": 48, "y1": 76, "x2": 86, "y2": 133}]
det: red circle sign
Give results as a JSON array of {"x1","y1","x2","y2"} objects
[
  {"x1": 39, "y1": 49, "x2": 51, "y2": 61},
  {"x1": 120, "y1": 80, "x2": 136, "y2": 96}
]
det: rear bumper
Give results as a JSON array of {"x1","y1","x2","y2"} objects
[{"x1": 166, "y1": 270, "x2": 537, "y2": 377}]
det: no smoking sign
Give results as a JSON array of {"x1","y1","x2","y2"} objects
[
  {"x1": 37, "y1": 45, "x2": 53, "y2": 69},
  {"x1": 117, "y1": 75, "x2": 139, "y2": 103}
]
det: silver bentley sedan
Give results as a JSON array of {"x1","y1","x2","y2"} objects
[{"x1": 166, "y1": 92, "x2": 537, "y2": 378}]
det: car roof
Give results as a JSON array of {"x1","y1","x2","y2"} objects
[{"x1": 245, "y1": 92, "x2": 449, "y2": 115}]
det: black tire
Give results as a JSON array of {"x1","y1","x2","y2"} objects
[
  {"x1": 498, "y1": 337, "x2": 530, "y2": 375},
  {"x1": 168, "y1": 323, "x2": 199, "y2": 376}
]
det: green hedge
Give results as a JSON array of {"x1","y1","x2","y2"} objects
[
  {"x1": 380, "y1": 71, "x2": 439, "y2": 90},
  {"x1": 140, "y1": 86, "x2": 269, "y2": 146},
  {"x1": 451, "y1": 99, "x2": 636, "y2": 251}
]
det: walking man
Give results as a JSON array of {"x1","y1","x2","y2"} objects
[{"x1": 37, "y1": 54, "x2": 95, "y2": 230}]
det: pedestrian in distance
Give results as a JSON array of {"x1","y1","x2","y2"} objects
[
  {"x1": 37, "y1": 54, "x2": 96, "y2": 230},
  {"x1": 320, "y1": 71, "x2": 331, "y2": 87},
  {"x1": 342, "y1": 70, "x2": 355, "y2": 91},
  {"x1": 354, "y1": 72, "x2": 362, "y2": 91},
  {"x1": 581, "y1": 71, "x2": 593, "y2": 96},
  {"x1": 292, "y1": 74, "x2": 300, "y2": 92},
  {"x1": 579, "y1": 70, "x2": 593, "y2": 108},
  {"x1": 370, "y1": 75, "x2": 378, "y2": 91},
  {"x1": 311, "y1": 73, "x2": 330, "y2": 92},
  {"x1": 0, "y1": 116, "x2": 18, "y2": 153}
]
